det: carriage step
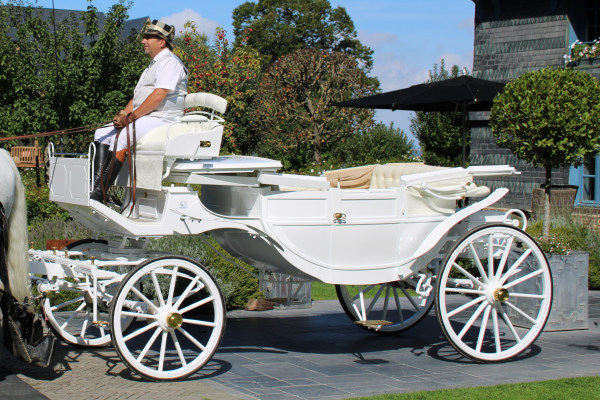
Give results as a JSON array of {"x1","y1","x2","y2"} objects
[
  {"x1": 93, "y1": 320, "x2": 109, "y2": 327},
  {"x1": 355, "y1": 320, "x2": 393, "y2": 328}
]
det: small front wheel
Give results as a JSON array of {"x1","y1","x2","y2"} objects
[
  {"x1": 110, "y1": 256, "x2": 226, "y2": 381},
  {"x1": 435, "y1": 225, "x2": 552, "y2": 362}
]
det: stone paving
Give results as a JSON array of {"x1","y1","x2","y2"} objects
[{"x1": 1, "y1": 293, "x2": 599, "y2": 400}]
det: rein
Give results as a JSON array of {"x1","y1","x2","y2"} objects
[{"x1": 0, "y1": 122, "x2": 112, "y2": 142}]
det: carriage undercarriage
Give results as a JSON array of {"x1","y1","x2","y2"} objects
[{"x1": 28, "y1": 93, "x2": 553, "y2": 380}]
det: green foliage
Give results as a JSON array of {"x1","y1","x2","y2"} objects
[
  {"x1": 19, "y1": 169, "x2": 69, "y2": 227},
  {"x1": 147, "y1": 235, "x2": 262, "y2": 310},
  {"x1": 232, "y1": 0, "x2": 374, "y2": 70},
  {"x1": 490, "y1": 66, "x2": 600, "y2": 238},
  {"x1": 333, "y1": 122, "x2": 415, "y2": 166},
  {"x1": 409, "y1": 60, "x2": 465, "y2": 166},
  {"x1": 176, "y1": 23, "x2": 264, "y2": 154},
  {"x1": 252, "y1": 48, "x2": 377, "y2": 170},
  {"x1": 490, "y1": 67, "x2": 600, "y2": 173},
  {"x1": 526, "y1": 219, "x2": 600, "y2": 289},
  {"x1": 0, "y1": 0, "x2": 146, "y2": 152}
]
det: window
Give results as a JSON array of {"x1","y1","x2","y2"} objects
[
  {"x1": 570, "y1": 154, "x2": 600, "y2": 205},
  {"x1": 585, "y1": 0, "x2": 600, "y2": 41}
]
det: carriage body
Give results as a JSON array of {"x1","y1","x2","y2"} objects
[{"x1": 29, "y1": 92, "x2": 553, "y2": 380}]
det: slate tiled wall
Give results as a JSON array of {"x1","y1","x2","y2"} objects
[{"x1": 470, "y1": 0, "x2": 574, "y2": 210}]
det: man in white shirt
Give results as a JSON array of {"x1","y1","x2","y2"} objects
[{"x1": 91, "y1": 20, "x2": 188, "y2": 202}]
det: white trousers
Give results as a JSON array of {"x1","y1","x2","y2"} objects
[{"x1": 93, "y1": 116, "x2": 171, "y2": 152}]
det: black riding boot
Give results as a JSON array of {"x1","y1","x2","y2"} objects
[
  {"x1": 90, "y1": 154, "x2": 123, "y2": 202},
  {"x1": 92, "y1": 142, "x2": 110, "y2": 189}
]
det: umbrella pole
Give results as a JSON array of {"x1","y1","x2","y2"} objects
[{"x1": 461, "y1": 104, "x2": 468, "y2": 168}]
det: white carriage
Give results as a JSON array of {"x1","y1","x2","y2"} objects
[{"x1": 31, "y1": 93, "x2": 553, "y2": 380}]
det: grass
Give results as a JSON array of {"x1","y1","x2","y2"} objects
[{"x1": 346, "y1": 376, "x2": 600, "y2": 400}]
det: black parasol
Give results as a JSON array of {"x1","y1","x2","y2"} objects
[{"x1": 335, "y1": 75, "x2": 505, "y2": 167}]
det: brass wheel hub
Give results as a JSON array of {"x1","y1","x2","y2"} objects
[
  {"x1": 166, "y1": 312, "x2": 183, "y2": 329},
  {"x1": 493, "y1": 287, "x2": 509, "y2": 303}
]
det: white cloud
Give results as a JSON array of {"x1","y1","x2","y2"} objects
[
  {"x1": 457, "y1": 17, "x2": 474, "y2": 31},
  {"x1": 160, "y1": 9, "x2": 220, "y2": 37},
  {"x1": 358, "y1": 30, "x2": 399, "y2": 50},
  {"x1": 438, "y1": 52, "x2": 474, "y2": 72}
]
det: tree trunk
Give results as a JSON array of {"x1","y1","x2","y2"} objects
[{"x1": 542, "y1": 167, "x2": 552, "y2": 240}]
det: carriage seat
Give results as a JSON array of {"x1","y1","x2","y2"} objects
[
  {"x1": 133, "y1": 93, "x2": 228, "y2": 190},
  {"x1": 326, "y1": 163, "x2": 491, "y2": 216}
]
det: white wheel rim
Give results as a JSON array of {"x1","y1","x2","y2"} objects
[
  {"x1": 436, "y1": 226, "x2": 552, "y2": 361},
  {"x1": 338, "y1": 277, "x2": 434, "y2": 332},
  {"x1": 43, "y1": 288, "x2": 112, "y2": 346},
  {"x1": 111, "y1": 258, "x2": 225, "y2": 380}
]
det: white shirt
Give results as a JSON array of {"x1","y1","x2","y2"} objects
[{"x1": 133, "y1": 48, "x2": 188, "y2": 122}]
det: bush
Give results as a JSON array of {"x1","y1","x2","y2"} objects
[
  {"x1": 526, "y1": 219, "x2": 600, "y2": 289},
  {"x1": 147, "y1": 235, "x2": 262, "y2": 310}
]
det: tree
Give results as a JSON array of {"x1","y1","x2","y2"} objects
[
  {"x1": 409, "y1": 60, "x2": 464, "y2": 166},
  {"x1": 252, "y1": 48, "x2": 376, "y2": 170},
  {"x1": 334, "y1": 122, "x2": 415, "y2": 166},
  {"x1": 232, "y1": 0, "x2": 373, "y2": 69},
  {"x1": 0, "y1": 0, "x2": 146, "y2": 152},
  {"x1": 175, "y1": 24, "x2": 264, "y2": 154},
  {"x1": 490, "y1": 67, "x2": 600, "y2": 239}
]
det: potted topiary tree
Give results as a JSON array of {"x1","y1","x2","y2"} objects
[
  {"x1": 490, "y1": 66, "x2": 600, "y2": 330},
  {"x1": 490, "y1": 66, "x2": 600, "y2": 240}
]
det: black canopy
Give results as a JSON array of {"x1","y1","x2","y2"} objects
[{"x1": 335, "y1": 75, "x2": 506, "y2": 167}]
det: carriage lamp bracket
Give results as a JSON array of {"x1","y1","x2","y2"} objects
[{"x1": 415, "y1": 273, "x2": 434, "y2": 306}]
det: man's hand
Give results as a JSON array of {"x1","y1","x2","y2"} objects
[{"x1": 113, "y1": 110, "x2": 128, "y2": 129}]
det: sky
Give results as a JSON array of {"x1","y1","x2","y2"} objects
[{"x1": 34, "y1": 0, "x2": 476, "y2": 145}]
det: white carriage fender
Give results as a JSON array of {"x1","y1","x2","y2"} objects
[{"x1": 398, "y1": 188, "x2": 509, "y2": 267}]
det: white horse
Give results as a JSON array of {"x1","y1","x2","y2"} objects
[{"x1": 0, "y1": 148, "x2": 30, "y2": 303}]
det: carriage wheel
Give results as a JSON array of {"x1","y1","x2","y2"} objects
[
  {"x1": 336, "y1": 275, "x2": 435, "y2": 334},
  {"x1": 435, "y1": 224, "x2": 552, "y2": 362},
  {"x1": 42, "y1": 239, "x2": 112, "y2": 347},
  {"x1": 110, "y1": 256, "x2": 226, "y2": 381}
]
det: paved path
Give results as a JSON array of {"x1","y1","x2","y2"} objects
[{"x1": 1, "y1": 293, "x2": 599, "y2": 400}]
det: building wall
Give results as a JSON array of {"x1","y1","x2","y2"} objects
[{"x1": 470, "y1": 0, "x2": 575, "y2": 210}]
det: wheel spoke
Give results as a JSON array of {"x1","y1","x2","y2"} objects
[
  {"x1": 452, "y1": 262, "x2": 486, "y2": 289},
  {"x1": 393, "y1": 287, "x2": 405, "y2": 323},
  {"x1": 476, "y1": 305, "x2": 492, "y2": 352},
  {"x1": 60, "y1": 301, "x2": 86, "y2": 329},
  {"x1": 448, "y1": 296, "x2": 486, "y2": 318},
  {"x1": 466, "y1": 242, "x2": 488, "y2": 284},
  {"x1": 80, "y1": 317, "x2": 89, "y2": 339},
  {"x1": 158, "y1": 331, "x2": 168, "y2": 372},
  {"x1": 351, "y1": 285, "x2": 375, "y2": 302},
  {"x1": 182, "y1": 318, "x2": 217, "y2": 327},
  {"x1": 130, "y1": 286, "x2": 159, "y2": 313},
  {"x1": 487, "y1": 235, "x2": 494, "y2": 279},
  {"x1": 136, "y1": 326, "x2": 162, "y2": 363},
  {"x1": 167, "y1": 266, "x2": 179, "y2": 306},
  {"x1": 458, "y1": 300, "x2": 488, "y2": 339},
  {"x1": 505, "y1": 301, "x2": 538, "y2": 324},
  {"x1": 120, "y1": 310, "x2": 157, "y2": 320},
  {"x1": 178, "y1": 327, "x2": 206, "y2": 351},
  {"x1": 444, "y1": 287, "x2": 485, "y2": 295},
  {"x1": 170, "y1": 330, "x2": 187, "y2": 367},
  {"x1": 495, "y1": 236, "x2": 514, "y2": 280},
  {"x1": 509, "y1": 292, "x2": 546, "y2": 300},
  {"x1": 492, "y1": 308, "x2": 501, "y2": 353},
  {"x1": 499, "y1": 248, "x2": 533, "y2": 286},
  {"x1": 123, "y1": 321, "x2": 160, "y2": 342},
  {"x1": 366, "y1": 285, "x2": 386, "y2": 315},
  {"x1": 498, "y1": 308, "x2": 521, "y2": 343},
  {"x1": 179, "y1": 296, "x2": 215, "y2": 314},
  {"x1": 381, "y1": 285, "x2": 391, "y2": 321},
  {"x1": 51, "y1": 296, "x2": 84, "y2": 311},
  {"x1": 173, "y1": 276, "x2": 201, "y2": 309},
  {"x1": 151, "y1": 271, "x2": 165, "y2": 308},
  {"x1": 504, "y1": 269, "x2": 544, "y2": 289},
  {"x1": 400, "y1": 285, "x2": 421, "y2": 311}
]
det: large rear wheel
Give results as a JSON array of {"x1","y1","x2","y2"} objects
[{"x1": 435, "y1": 225, "x2": 552, "y2": 362}]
